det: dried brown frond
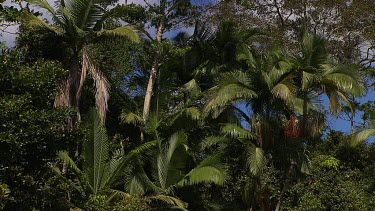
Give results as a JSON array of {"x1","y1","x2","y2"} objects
[{"x1": 82, "y1": 47, "x2": 110, "y2": 123}]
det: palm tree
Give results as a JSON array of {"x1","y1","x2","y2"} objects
[
  {"x1": 123, "y1": 130, "x2": 226, "y2": 209},
  {"x1": 121, "y1": 106, "x2": 226, "y2": 209},
  {"x1": 284, "y1": 30, "x2": 364, "y2": 138},
  {"x1": 23, "y1": 0, "x2": 139, "y2": 122},
  {"x1": 55, "y1": 109, "x2": 156, "y2": 207},
  {"x1": 204, "y1": 45, "x2": 295, "y2": 148}
]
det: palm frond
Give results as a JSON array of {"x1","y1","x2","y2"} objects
[
  {"x1": 84, "y1": 108, "x2": 110, "y2": 195},
  {"x1": 221, "y1": 123, "x2": 254, "y2": 139},
  {"x1": 321, "y1": 64, "x2": 364, "y2": 97},
  {"x1": 246, "y1": 144, "x2": 266, "y2": 176},
  {"x1": 97, "y1": 26, "x2": 140, "y2": 42},
  {"x1": 302, "y1": 70, "x2": 316, "y2": 91},
  {"x1": 181, "y1": 79, "x2": 201, "y2": 97},
  {"x1": 122, "y1": 154, "x2": 161, "y2": 195},
  {"x1": 64, "y1": 0, "x2": 102, "y2": 30},
  {"x1": 25, "y1": 0, "x2": 56, "y2": 17},
  {"x1": 105, "y1": 140, "x2": 157, "y2": 188},
  {"x1": 20, "y1": 12, "x2": 63, "y2": 35},
  {"x1": 353, "y1": 128, "x2": 375, "y2": 144},
  {"x1": 236, "y1": 43, "x2": 256, "y2": 68},
  {"x1": 150, "y1": 195, "x2": 188, "y2": 210},
  {"x1": 204, "y1": 84, "x2": 257, "y2": 117},
  {"x1": 158, "y1": 132, "x2": 187, "y2": 189},
  {"x1": 184, "y1": 107, "x2": 200, "y2": 120},
  {"x1": 120, "y1": 111, "x2": 144, "y2": 126},
  {"x1": 57, "y1": 151, "x2": 81, "y2": 175},
  {"x1": 271, "y1": 74, "x2": 295, "y2": 103},
  {"x1": 82, "y1": 48, "x2": 110, "y2": 122},
  {"x1": 106, "y1": 189, "x2": 131, "y2": 202},
  {"x1": 201, "y1": 136, "x2": 228, "y2": 150},
  {"x1": 177, "y1": 155, "x2": 226, "y2": 186}
]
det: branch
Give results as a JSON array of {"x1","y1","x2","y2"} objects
[{"x1": 273, "y1": 0, "x2": 285, "y2": 30}]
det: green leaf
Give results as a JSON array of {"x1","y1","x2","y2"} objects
[
  {"x1": 177, "y1": 155, "x2": 226, "y2": 186},
  {"x1": 353, "y1": 128, "x2": 375, "y2": 145},
  {"x1": 149, "y1": 195, "x2": 188, "y2": 210},
  {"x1": 221, "y1": 123, "x2": 255, "y2": 139},
  {"x1": 246, "y1": 145, "x2": 266, "y2": 176},
  {"x1": 97, "y1": 26, "x2": 140, "y2": 43},
  {"x1": 120, "y1": 111, "x2": 144, "y2": 126}
]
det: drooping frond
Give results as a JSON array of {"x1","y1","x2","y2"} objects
[
  {"x1": 236, "y1": 43, "x2": 256, "y2": 68},
  {"x1": 292, "y1": 97, "x2": 317, "y2": 115},
  {"x1": 106, "y1": 189, "x2": 131, "y2": 202},
  {"x1": 157, "y1": 132, "x2": 187, "y2": 189},
  {"x1": 57, "y1": 151, "x2": 81, "y2": 175},
  {"x1": 204, "y1": 83, "x2": 257, "y2": 117},
  {"x1": 184, "y1": 107, "x2": 200, "y2": 120},
  {"x1": 82, "y1": 48, "x2": 110, "y2": 123},
  {"x1": 177, "y1": 155, "x2": 226, "y2": 186},
  {"x1": 169, "y1": 106, "x2": 201, "y2": 125},
  {"x1": 271, "y1": 74, "x2": 296, "y2": 103},
  {"x1": 120, "y1": 111, "x2": 144, "y2": 126},
  {"x1": 20, "y1": 12, "x2": 63, "y2": 35},
  {"x1": 181, "y1": 79, "x2": 201, "y2": 97},
  {"x1": 125, "y1": 160, "x2": 161, "y2": 195},
  {"x1": 149, "y1": 195, "x2": 188, "y2": 210},
  {"x1": 201, "y1": 136, "x2": 228, "y2": 150},
  {"x1": 25, "y1": 0, "x2": 57, "y2": 18},
  {"x1": 302, "y1": 70, "x2": 317, "y2": 91},
  {"x1": 221, "y1": 123, "x2": 255, "y2": 139},
  {"x1": 354, "y1": 129, "x2": 375, "y2": 144},
  {"x1": 106, "y1": 140, "x2": 158, "y2": 187},
  {"x1": 97, "y1": 26, "x2": 140, "y2": 42},
  {"x1": 300, "y1": 31, "x2": 327, "y2": 68},
  {"x1": 321, "y1": 64, "x2": 364, "y2": 97},
  {"x1": 246, "y1": 144, "x2": 266, "y2": 176}
]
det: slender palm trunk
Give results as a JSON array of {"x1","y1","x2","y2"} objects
[
  {"x1": 275, "y1": 162, "x2": 294, "y2": 211},
  {"x1": 142, "y1": 16, "x2": 165, "y2": 121},
  {"x1": 301, "y1": 93, "x2": 308, "y2": 138}
]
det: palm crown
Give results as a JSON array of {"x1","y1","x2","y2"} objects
[{"x1": 23, "y1": 0, "x2": 139, "y2": 122}]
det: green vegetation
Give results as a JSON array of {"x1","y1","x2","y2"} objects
[{"x1": 1, "y1": 0, "x2": 375, "y2": 210}]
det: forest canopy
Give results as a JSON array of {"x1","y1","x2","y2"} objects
[{"x1": 1, "y1": 0, "x2": 375, "y2": 210}]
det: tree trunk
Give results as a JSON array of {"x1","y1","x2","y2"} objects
[
  {"x1": 301, "y1": 93, "x2": 308, "y2": 138},
  {"x1": 275, "y1": 163, "x2": 294, "y2": 211},
  {"x1": 54, "y1": 57, "x2": 81, "y2": 126},
  {"x1": 142, "y1": 15, "x2": 165, "y2": 122},
  {"x1": 54, "y1": 57, "x2": 81, "y2": 173}
]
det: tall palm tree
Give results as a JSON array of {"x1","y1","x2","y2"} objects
[
  {"x1": 283, "y1": 30, "x2": 364, "y2": 138},
  {"x1": 23, "y1": 0, "x2": 139, "y2": 122}
]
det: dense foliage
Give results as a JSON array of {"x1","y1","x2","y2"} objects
[{"x1": 1, "y1": 0, "x2": 375, "y2": 210}]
